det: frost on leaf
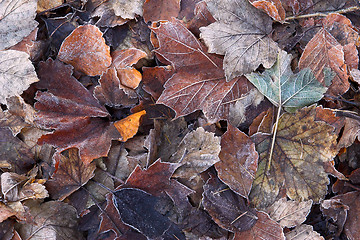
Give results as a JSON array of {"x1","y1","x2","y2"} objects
[
  {"x1": 0, "y1": 0, "x2": 38, "y2": 50},
  {"x1": 200, "y1": 0, "x2": 279, "y2": 80},
  {"x1": 249, "y1": 106, "x2": 338, "y2": 209},
  {"x1": 91, "y1": 0, "x2": 145, "y2": 20},
  {"x1": 0, "y1": 50, "x2": 39, "y2": 105}
]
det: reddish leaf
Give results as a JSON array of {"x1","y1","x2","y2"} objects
[
  {"x1": 216, "y1": 125, "x2": 258, "y2": 199},
  {"x1": 143, "y1": 0, "x2": 181, "y2": 22},
  {"x1": 249, "y1": 0, "x2": 285, "y2": 22},
  {"x1": 142, "y1": 66, "x2": 174, "y2": 100},
  {"x1": 58, "y1": 25, "x2": 112, "y2": 76},
  {"x1": 35, "y1": 59, "x2": 121, "y2": 164},
  {"x1": 153, "y1": 18, "x2": 263, "y2": 124},
  {"x1": 45, "y1": 148, "x2": 96, "y2": 201},
  {"x1": 186, "y1": 1, "x2": 216, "y2": 36}
]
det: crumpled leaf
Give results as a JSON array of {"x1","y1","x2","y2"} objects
[
  {"x1": 234, "y1": 211, "x2": 284, "y2": 240},
  {"x1": 169, "y1": 127, "x2": 221, "y2": 180},
  {"x1": 200, "y1": 0, "x2": 279, "y2": 80},
  {"x1": 321, "y1": 198, "x2": 348, "y2": 237},
  {"x1": 337, "y1": 118, "x2": 360, "y2": 149},
  {"x1": 246, "y1": 50, "x2": 332, "y2": 113},
  {"x1": 17, "y1": 201, "x2": 83, "y2": 240},
  {"x1": 202, "y1": 174, "x2": 258, "y2": 232},
  {"x1": 0, "y1": 0, "x2": 38, "y2": 50},
  {"x1": 249, "y1": 0, "x2": 285, "y2": 22},
  {"x1": 90, "y1": 0, "x2": 128, "y2": 27},
  {"x1": 58, "y1": 25, "x2": 112, "y2": 76},
  {"x1": 0, "y1": 50, "x2": 39, "y2": 105},
  {"x1": 216, "y1": 124, "x2": 258, "y2": 199},
  {"x1": 113, "y1": 188, "x2": 185, "y2": 239},
  {"x1": 154, "y1": 19, "x2": 264, "y2": 124},
  {"x1": 285, "y1": 224, "x2": 324, "y2": 240},
  {"x1": 34, "y1": 58, "x2": 121, "y2": 164},
  {"x1": 143, "y1": 0, "x2": 181, "y2": 22},
  {"x1": 249, "y1": 106, "x2": 338, "y2": 209},
  {"x1": 266, "y1": 198, "x2": 312, "y2": 228},
  {"x1": 45, "y1": 148, "x2": 96, "y2": 201},
  {"x1": 92, "y1": 0, "x2": 144, "y2": 20},
  {"x1": 0, "y1": 203, "x2": 17, "y2": 223}
]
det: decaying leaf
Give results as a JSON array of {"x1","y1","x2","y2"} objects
[
  {"x1": 202, "y1": 174, "x2": 258, "y2": 232},
  {"x1": 216, "y1": 124, "x2": 258, "y2": 199},
  {"x1": 142, "y1": 66, "x2": 174, "y2": 100},
  {"x1": 92, "y1": 0, "x2": 144, "y2": 19},
  {"x1": 0, "y1": 50, "x2": 39, "y2": 105},
  {"x1": 285, "y1": 224, "x2": 324, "y2": 240},
  {"x1": 143, "y1": 0, "x2": 181, "y2": 22},
  {"x1": 249, "y1": 106, "x2": 338, "y2": 209},
  {"x1": 200, "y1": 0, "x2": 279, "y2": 80},
  {"x1": 114, "y1": 110, "x2": 146, "y2": 142},
  {"x1": 169, "y1": 127, "x2": 221, "y2": 179},
  {"x1": 266, "y1": 198, "x2": 313, "y2": 228},
  {"x1": 58, "y1": 24, "x2": 112, "y2": 76},
  {"x1": 0, "y1": 0, "x2": 38, "y2": 50},
  {"x1": 45, "y1": 148, "x2": 96, "y2": 201},
  {"x1": 337, "y1": 118, "x2": 360, "y2": 149},
  {"x1": 249, "y1": 0, "x2": 285, "y2": 22},
  {"x1": 246, "y1": 50, "x2": 332, "y2": 113},
  {"x1": 154, "y1": 19, "x2": 264, "y2": 124},
  {"x1": 321, "y1": 198, "x2": 348, "y2": 237}
]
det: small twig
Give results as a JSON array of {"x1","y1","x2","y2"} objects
[{"x1": 285, "y1": 6, "x2": 360, "y2": 21}]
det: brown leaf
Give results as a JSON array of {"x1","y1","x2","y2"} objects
[
  {"x1": 234, "y1": 211, "x2": 284, "y2": 240},
  {"x1": 35, "y1": 59, "x2": 121, "y2": 164},
  {"x1": 202, "y1": 174, "x2": 258, "y2": 232},
  {"x1": 249, "y1": 108, "x2": 274, "y2": 136},
  {"x1": 91, "y1": 0, "x2": 144, "y2": 19},
  {"x1": 111, "y1": 48, "x2": 147, "y2": 89},
  {"x1": 266, "y1": 198, "x2": 312, "y2": 228},
  {"x1": 249, "y1": 106, "x2": 338, "y2": 209},
  {"x1": 142, "y1": 66, "x2": 174, "y2": 100},
  {"x1": 114, "y1": 110, "x2": 146, "y2": 142},
  {"x1": 285, "y1": 224, "x2": 324, "y2": 240},
  {"x1": 249, "y1": 0, "x2": 286, "y2": 22},
  {"x1": 186, "y1": 1, "x2": 216, "y2": 36},
  {"x1": 216, "y1": 124, "x2": 258, "y2": 199},
  {"x1": 321, "y1": 198, "x2": 348, "y2": 236},
  {"x1": 337, "y1": 118, "x2": 360, "y2": 149},
  {"x1": 45, "y1": 148, "x2": 96, "y2": 201},
  {"x1": 153, "y1": 19, "x2": 264, "y2": 124},
  {"x1": 58, "y1": 25, "x2": 112, "y2": 76},
  {"x1": 143, "y1": 0, "x2": 180, "y2": 22},
  {"x1": 0, "y1": 203, "x2": 17, "y2": 223},
  {"x1": 91, "y1": 2, "x2": 128, "y2": 27}
]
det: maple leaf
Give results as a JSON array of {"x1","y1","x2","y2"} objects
[
  {"x1": 216, "y1": 124, "x2": 258, "y2": 199},
  {"x1": 153, "y1": 18, "x2": 265, "y2": 124},
  {"x1": 0, "y1": 50, "x2": 39, "y2": 105},
  {"x1": 199, "y1": 0, "x2": 279, "y2": 80},
  {"x1": 0, "y1": 0, "x2": 38, "y2": 50},
  {"x1": 57, "y1": 25, "x2": 112, "y2": 76},
  {"x1": 249, "y1": 106, "x2": 338, "y2": 209},
  {"x1": 143, "y1": 0, "x2": 181, "y2": 22}
]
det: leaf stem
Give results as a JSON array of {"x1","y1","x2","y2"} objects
[
  {"x1": 267, "y1": 105, "x2": 281, "y2": 175},
  {"x1": 285, "y1": 6, "x2": 360, "y2": 21}
]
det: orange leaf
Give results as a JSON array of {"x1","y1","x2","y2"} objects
[
  {"x1": 250, "y1": 0, "x2": 285, "y2": 22},
  {"x1": 114, "y1": 110, "x2": 146, "y2": 142}
]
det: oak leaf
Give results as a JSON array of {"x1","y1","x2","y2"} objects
[
  {"x1": 0, "y1": 50, "x2": 39, "y2": 105},
  {"x1": 249, "y1": 106, "x2": 338, "y2": 209},
  {"x1": 0, "y1": 0, "x2": 38, "y2": 50},
  {"x1": 154, "y1": 19, "x2": 264, "y2": 124},
  {"x1": 200, "y1": 0, "x2": 279, "y2": 80},
  {"x1": 58, "y1": 25, "x2": 112, "y2": 76}
]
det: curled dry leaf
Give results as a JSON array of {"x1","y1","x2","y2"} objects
[
  {"x1": 321, "y1": 198, "x2": 348, "y2": 236},
  {"x1": 114, "y1": 110, "x2": 146, "y2": 142},
  {"x1": 0, "y1": 50, "x2": 39, "y2": 105},
  {"x1": 0, "y1": 0, "x2": 38, "y2": 50},
  {"x1": 285, "y1": 224, "x2": 324, "y2": 240},
  {"x1": 249, "y1": 0, "x2": 286, "y2": 22},
  {"x1": 58, "y1": 24, "x2": 112, "y2": 76},
  {"x1": 169, "y1": 127, "x2": 221, "y2": 179},
  {"x1": 200, "y1": 0, "x2": 279, "y2": 80},
  {"x1": 90, "y1": 1, "x2": 128, "y2": 27},
  {"x1": 45, "y1": 148, "x2": 96, "y2": 201},
  {"x1": 143, "y1": 0, "x2": 180, "y2": 22},
  {"x1": 337, "y1": 118, "x2": 360, "y2": 149},
  {"x1": 154, "y1": 18, "x2": 264, "y2": 124},
  {"x1": 266, "y1": 198, "x2": 313, "y2": 228},
  {"x1": 249, "y1": 106, "x2": 338, "y2": 209},
  {"x1": 216, "y1": 124, "x2": 258, "y2": 199}
]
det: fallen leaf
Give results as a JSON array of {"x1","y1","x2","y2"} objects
[
  {"x1": 0, "y1": 50, "x2": 39, "y2": 105},
  {"x1": 142, "y1": 66, "x2": 174, "y2": 100},
  {"x1": 17, "y1": 201, "x2": 83, "y2": 240},
  {"x1": 114, "y1": 110, "x2": 146, "y2": 142},
  {"x1": 285, "y1": 224, "x2": 324, "y2": 240},
  {"x1": 169, "y1": 127, "x2": 221, "y2": 179},
  {"x1": 0, "y1": 0, "x2": 38, "y2": 50},
  {"x1": 111, "y1": 48, "x2": 147, "y2": 89},
  {"x1": 58, "y1": 24, "x2": 112, "y2": 76},
  {"x1": 200, "y1": 0, "x2": 279, "y2": 80},
  {"x1": 337, "y1": 118, "x2": 360, "y2": 149},
  {"x1": 266, "y1": 198, "x2": 312, "y2": 228},
  {"x1": 202, "y1": 174, "x2": 258, "y2": 232},
  {"x1": 234, "y1": 211, "x2": 284, "y2": 240},
  {"x1": 246, "y1": 50, "x2": 332, "y2": 113},
  {"x1": 90, "y1": 1, "x2": 127, "y2": 27},
  {"x1": 186, "y1": 1, "x2": 216, "y2": 36},
  {"x1": 91, "y1": 0, "x2": 144, "y2": 19},
  {"x1": 321, "y1": 198, "x2": 348, "y2": 237},
  {"x1": 45, "y1": 148, "x2": 96, "y2": 201},
  {"x1": 216, "y1": 124, "x2": 258, "y2": 199},
  {"x1": 0, "y1": 203, "x2": 17, "y2": 223},
  {"x1": 153, "y1": 19, "x2": 264, "y2": 124},
  {"x1": 249, "y1": 0, "x2": 286, "y2": 22},
  {"x1": 143, "y1": 0, "x2": 181, "y2": 22},
  {"x1": 35, "y1": 59, "x2": 121, "y2": 164},
  {"x1": 249, "y1": 106, "x2": 338, "y2": 209},
  {"x1": 37, "y1": 0, "x2": 63, "y2": 12}
]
